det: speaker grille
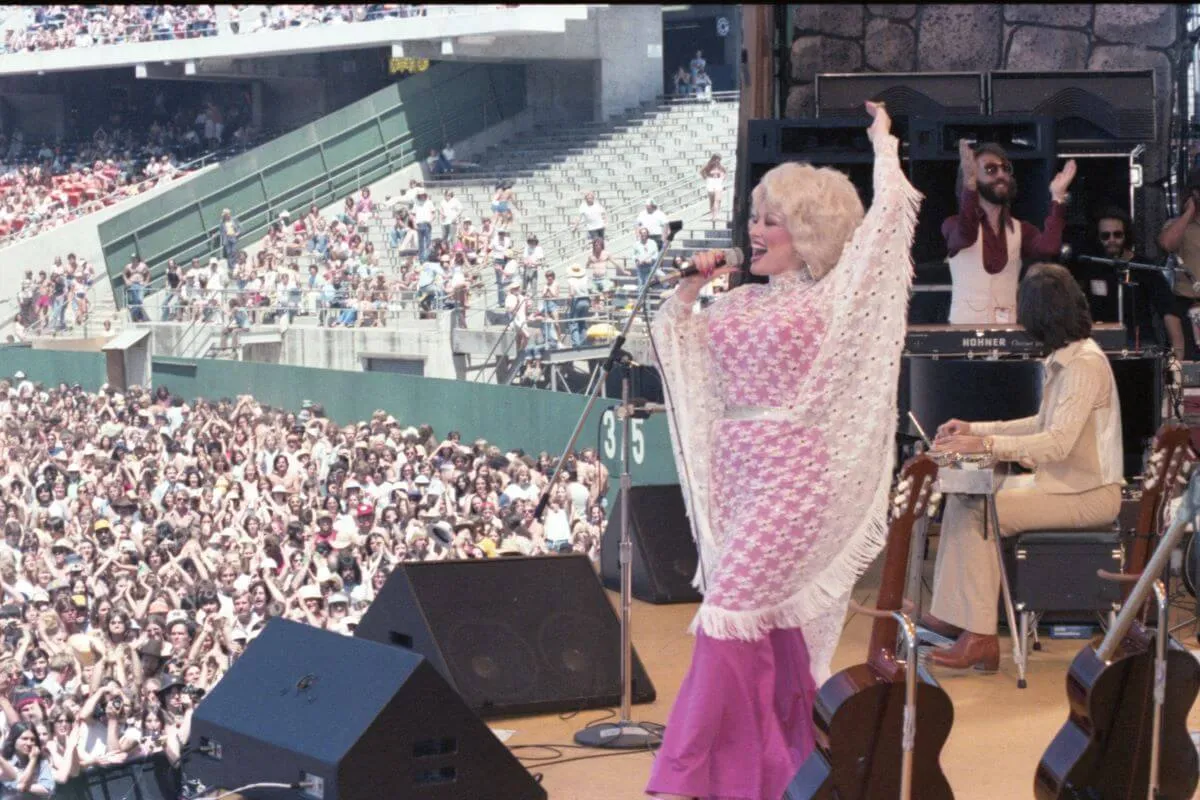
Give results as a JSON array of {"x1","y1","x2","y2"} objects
[
  {"x1": 989, "y1": 70, "x2": 1156, "y2": 142},
  {"x1": 381, "y1": 556, "x2": 656, "y2": 716},
  {"x1": 817, "y1": 72, "x2": 984, "y2": 118}
]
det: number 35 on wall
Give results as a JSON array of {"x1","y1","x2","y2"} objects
[{"x1": 600, "y1": 409, "x2": 645, "y2": 465}]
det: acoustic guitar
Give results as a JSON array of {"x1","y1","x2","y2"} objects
[
  {"x1": 1034, "y1": 441, "x2": 1200, "y2": 800},
  {"x1": 786, "y1": 454, "x2": 954, "y2": 800}
]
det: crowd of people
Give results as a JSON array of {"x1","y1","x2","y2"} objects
[
  {"x1": 0, "y1": 6, "x2": 487, "y2": 54},
  {"x1": 0, "y1": 151, "x2": 187, "y2": 246},
  {"x1": 126, "y1": 160, "x2": 734, "y2": 362},
  {"x1": 0, "y1": 373, "x2": 607, "y2": 791},
  {"x1": 0, "y1": 90, "x2": 259, "y2": 247},
  {"x1": 15, "y1": 254, "x2": 99, "y2": 336}
]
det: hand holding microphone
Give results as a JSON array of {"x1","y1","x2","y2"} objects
[{"x1": 659, "y1": 248, "x2": 743, "y2": 302}]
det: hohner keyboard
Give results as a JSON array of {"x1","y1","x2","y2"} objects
[{"x1": 904, "y1": 323, "x2": 1127, "y2": 358}]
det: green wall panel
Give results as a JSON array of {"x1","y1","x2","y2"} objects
[
  {"x1": 0, "y1": 348, "x2": 108, "y2": 390},
  {"x1": 0, "y1": 349, "x2": 679, "y2": 488},
  {"x1": 100, "y1": 62, "x2": 528, "y2": 304}
]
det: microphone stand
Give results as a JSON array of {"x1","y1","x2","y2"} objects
[
  {"x1": 532, "y1": 223, "x2": 683, "y2": 751},
  {"x1": 1076, "y1": 254, "x2": 1170, "y2": 352}
]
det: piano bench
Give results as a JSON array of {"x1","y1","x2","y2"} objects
[{"x1": 1001, "y1": 526, "x2": 1125, "y2": 615}]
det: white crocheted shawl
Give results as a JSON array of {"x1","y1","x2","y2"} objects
[{"x1": 651, "y1": 132, "x2": 922, "y2": 684}]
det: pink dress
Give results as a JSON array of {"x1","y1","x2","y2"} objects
[
  {"x1": 649, "y1": 272, "x2": 826, "y2": 798},
  {"x1": 647, "y1": 132, "x2": 922, "y2": 799}
]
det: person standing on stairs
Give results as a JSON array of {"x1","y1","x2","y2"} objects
[
  {"x1": 572, "y1": 191, "x2": 607, "y2": 244},
  {"x1": 411, "y1": 187, "x2": 435, "y2": 264},
  {"x1": 637, "y1": 199, "x2": 670, "y2": 253},
  {"x1": 699, "y1": 154, "x2": 727, "y2": 226}
]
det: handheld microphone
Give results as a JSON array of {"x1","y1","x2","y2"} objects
[{"x1": 655, "y1": 248, "x2": 745, "y2": 284}]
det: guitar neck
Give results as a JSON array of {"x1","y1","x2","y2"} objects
[
  {"x1": 1096, "y1": 503, "x2": 1190, "y2": 662},
  {"x1": 866, "y1": 504, "x2": 921, "y2": 664}
]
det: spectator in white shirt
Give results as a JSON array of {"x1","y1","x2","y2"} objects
[
  {"x1": 520, "y1": 235, "x2": 544, "y2": 295},
  {"x1": 410, "y1": 188, "x2": 435, "y2": 263},
  {"x1": 572, "y1": 192, "x2": 606, "y2": 242},
  {"x1": 439, "y1": 190, "x2": 462, "y2": 245},
  {"x1": 632, "y1": 227, "x2": 660, "y2": 290},
  {"x1": 636, "y1": 199, "x2": 670, "y2": 252}
]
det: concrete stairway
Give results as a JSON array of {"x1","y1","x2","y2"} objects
[{"x1": 368, "y1": 92, "x2": 739, "y2": 294}]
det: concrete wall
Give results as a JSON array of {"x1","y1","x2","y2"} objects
[
  {"x1": 146, "y1": 320, "x2": 461, "y2": 379},
  {"x1": 595, "y1": 4, "x2": 665, "y2": 119},
  {"x1": 784, "y1": 3, "x2": 1184, "y2": 256},
  {"x1": 527, "y1": 61, "x2": 598, "y2": 125},
  {"x1": 404, "y1": 5, "x2": 665, "y2": 120}
]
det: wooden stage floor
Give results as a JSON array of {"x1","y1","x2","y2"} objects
[{"x1": 497, "y1": 583, "x2": 1200, "y2": 800}]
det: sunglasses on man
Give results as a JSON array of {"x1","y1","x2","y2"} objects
[{"x1": 1098, "y1": 231, "x2": 1125, "y2": 241}]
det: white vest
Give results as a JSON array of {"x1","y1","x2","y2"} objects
[{"x1": 948, "y1": 219, "x2": 1022, "y2": 324}]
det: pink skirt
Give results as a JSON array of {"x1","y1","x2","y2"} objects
[{"x1": 645, "y1": 627, "x2": 817, "y2": 799}]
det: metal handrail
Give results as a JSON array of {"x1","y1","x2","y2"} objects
[
  {"x1": 114, "y1": 66, "x2": 515, "y2": 297},
  {"x1": 128, "y1": 281, "x2": 468, "y2": 328}
]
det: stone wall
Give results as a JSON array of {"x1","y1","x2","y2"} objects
[{"x1": 785, "y1": 4, "x2": 1186, "y2": 253}]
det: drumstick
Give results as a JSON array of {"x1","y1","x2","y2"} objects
[{"x1": 907, "y1": 411, "x2": 934, "y2": 449}]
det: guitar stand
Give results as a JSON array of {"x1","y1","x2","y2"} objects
[
  {"x1": 1096, "y1": 570, "x2": 1171, "y2": 799},
  {"x1": 849, "y1": 603, "x2": 921, "y2": 800},
  {"x1": 1150, "y1": 580, "x2": 1169, "y2": 800}
]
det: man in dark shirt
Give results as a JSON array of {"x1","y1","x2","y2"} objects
[
  {"x1": 1076, "y1": 207, "x2": 1182, "y2": 351},
  {"x1": 940, "y1": 140, "x2": 1074, "y2": 324}
]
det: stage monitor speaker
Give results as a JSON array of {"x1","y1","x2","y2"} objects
[
  {"x1": 746, "y1": 117, "x2": 883, "y2": 213},
  {"x1": 907, "y1": 285, "x2": 952, "y2": 324},
  {"x1": 816, "y1": 71, "x2": 985, "y2": 121},
  {"x1": 989, "y1": 70, "x2": 1157, "y2": 145},
  {"x1": 907, "y1": 115, "x2": 1056, "y2": 267},
  {"x1": 188, "y1": 618, "x2": 546, "y2": 800},
  {"x1": 355, "y1": 555, "x2": 656, "y2": 718},
  {"x1": 601, "y1": 484, "x2": 701, "y2": 604},
  {"x1": 56, "y1": 753, "x2": 178, "y2": 800},
  {"x1": 604, "y1": 364, "x2": 664, "y2": 404}
]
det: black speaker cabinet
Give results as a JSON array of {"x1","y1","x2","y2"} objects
[
  {"x1": 55, "y1": 753, "x2": 179, "y2": 800},
  {"x1": 601, "y1": 484, "x2": 701, "y2": 604},
  {"x1": 188, "y1": 618, "x2": 545, "y2": 800},
  {"x1": 817, "y1": 72, "x2": 985, "y2": 120},
  {"x1": 1110, "y1": 355, "x2": 1164, "y2": 481},
  {"x1": 743, "y1": 117, "x2": 884, "y2": 247},
  {"x1": 989, "y1": 70, "x2": 1157, "y2": 145},
  {"x1": 1057, "y1": 151, "x2": 1136, "y2": 256},
  {"x1": 355, "y1": 555, "x2": 656, "y2": 718}
]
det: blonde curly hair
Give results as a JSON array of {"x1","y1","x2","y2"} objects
[{"x1": 751, "y1": 162, "x2": 865, "y2": 278}]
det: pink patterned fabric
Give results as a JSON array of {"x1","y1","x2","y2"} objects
[
  {"x1": 707, "y1": 275, "x2": 827, "y2": 407},
  {"x1": 703, "y1": 276, "x2": 832, "y2": 612},
  {"x1": 646, "y1": 628, "x2": 817, "y2": 800},
  {"x1": 651, "y1": 132, "x2": 922, "y2": 677},
  {"x1": 646, "y1": 130, "x2": 922, "y2": 799}
]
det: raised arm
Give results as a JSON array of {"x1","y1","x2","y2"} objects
[{"x1": 840, "y1": 101, "x2": 923, "y2": 294}]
